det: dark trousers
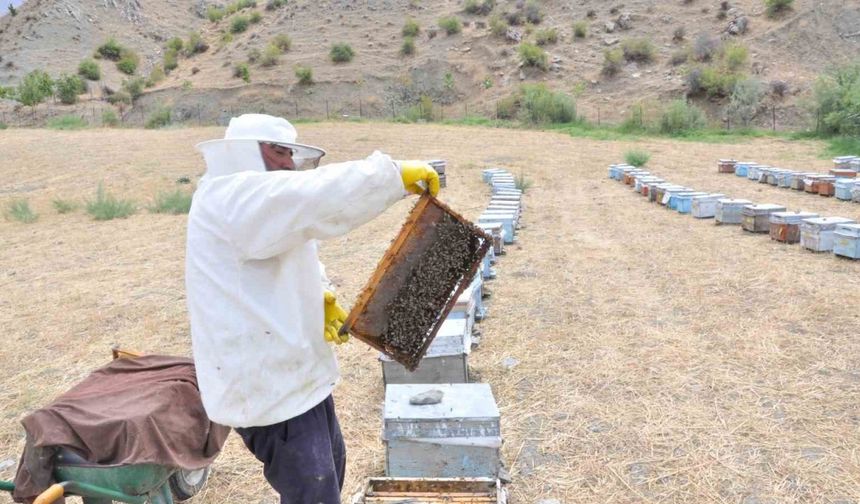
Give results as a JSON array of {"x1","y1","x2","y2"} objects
[{"x1": 236, "y1": 395, "x2": 346, "y2": 504}]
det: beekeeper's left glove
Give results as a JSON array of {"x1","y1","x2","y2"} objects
[
  {"x1": 323, "y1": 290, "x2": 349, "y2": 344},
  {"x1": 398, "y1": 160, "x2": 440, "y2": 197}
]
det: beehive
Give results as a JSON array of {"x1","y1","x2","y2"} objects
[
  {"x1": 835, "y1": 179, "x2": 857, "y2": 201},
  {"x1": 383, "y1": 383, "x2": 502, "y2": 478},
  {"x1": 817, "y1": 176, "x2": 837, "y2": 197},
  {"x1": 735, "y1": 161, "x2": 753, "y2": 177},
  {"x1": 482, "y1": 168, "x2": 507, "y2": 183},
  {"x1": 718, "y1": 159, "x2": 737, "y2": 174},
  {"x1": 479, "y1": 211, "x2": 516, "y2": 244},
  {"x1": 691, "y1": 194, "x2": 726, "y2": 218},
  {"x1": 715, "y1": 199, "x2": 753, "y2": 225},
  {"x1": 742, "y1": 204, "x2": 787, "y2": 233},
  {"x1": 832, "y1": 156, "x2": 858, "y2": 171},
  {"x1": 803, "y1": 175, "x2": 825, "y2": 194},
  {"x1": 661, "y1": 187, "x2": 693, "y2": 207},
  {"x1": 800, "y1": 217, "x2": 856, "y2": 252},
  {"x1": 776, "y1": 171, "x2": 796, "y2": 188},
  {"x1": 380, "y1": 317, "x2": 470, "y2": 385},
  {"x1": 477, "y1": 222, "x2": 505, "y2": 255},
  {"x1": 350, "y1": 477, "x2": 505, "y2": 504},
  {"x1": 769, "y1": 211, "x2": 819, "y2": 243},
  {"x1": 675, "y1": 192, "x2": 709, "y2": 214},
  {"x1": 833, "y1": 224, "x2": 860, "y2": 259}
]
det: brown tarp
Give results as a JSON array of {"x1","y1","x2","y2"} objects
[{"x1": 12, "y1": 355, "x2": 230, "y2": 502}]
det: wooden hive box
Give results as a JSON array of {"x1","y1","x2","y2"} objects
[
  {"x1": 769, "y1": 211, "x2": 819, "y2": 243},
  {"x1": 742, "y1": 204, "x2": 787, "y2": 233},
  {"x1": 351, "y1": 477, "x2": 506, "y2": 504}
]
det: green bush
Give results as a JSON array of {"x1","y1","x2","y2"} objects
[
  {"x1": 524, "y1": 0, "x2": 542, "y2": 24},
  {"x1": 164, "y1": 48, "x2": 179, "y2": 72},
  {"x1": 47, "y1": 115, "x2": 87, "y2": 130},
  {"x1": 272, "y1": 34, "x2": 292, "y2": 51},
  {"x1": 234, "y1": 63, "x2": 251, "y2": 82},
  {"x1": 78, "y1": 59, "x2": 101, "y2": 80},
  {"x1": 489, "y1": 14, "x2": 508, "y2": 37},
  {"x1": 86, "y1": 184, "x2": 136, "y2": 221},
  {"x1": 0, "y1": 86, "x2": 14, "y2": 99},
  {"x1": 56, "y1": 74, "x2": 85, "y2": 104},
  {"x1": 5, "y1": 199, "x2": 38, "y2": 223},
  {"x1": 231, "y1": 15, "x2": 250, "y2": 33},
  {"x1": 295, "y1": 65, "x2": 313, "y2": 85},
  {"x1": 464, "y1": 0, "x2": 494, "y2": 15},
  {"x1": 250, "y1": 11, "x2": 262, "y2": 23},
  {"x1": 0, "y1": 122, "x2": 7, "y2": 129},
  {"x1": 699, "y1": 66, "x2": 740, "y2": 97},
  {"x1": 517, "y1": 42, "x2": 548, "y2": 70},
  {"x1": 405, "y1": 95, "x2": 434, "y2": 122},
  {"x1": 728, "y1": 78, "x2": 763, "y2": 126},
  {"x1": 259, "y1": 43, "x2": 281, "y2": 67},
  {"x1": 146, "y1": 66, "x2": 166, "y2": 87},
  {"x1": 724, "y1": 42, "x2": 748, "y2": 71},
  {"x1": 815, "y1": 62, "x2": 860, "y2": 136},
  {"x1": 496, "y1": 94, "x2": 520, "y2": 119},
  {"x1": 620, "y1": 104, "x2": 647, "y2": 133},
  {"x1": 602, "y1": 48, "x2": 623, "y2": 76},
  {"x1": 438, "y1": 16, "x2": 462, "y2": 35},
  {"x1": 117, "y1": 49, "x2": 139, "y2": 75},
  {"x1": 186, "y1": 32, "x2": 209, "y2": 55},
  {"x1": 573, "y1": 21, "x2": 587, "y2": 38},
  {"x1": 621, "y1": 38, "x2": 655, "y2": 62},
  {"x1": 149, "y1": 189, "x2": 193, "y2": 214},
  {"x1": 52, "y1": 198, "x2": 78, "y2": 214},
  {"x1": 401, "y1": 36, "x2": 416, "y2": 56},
  {"x1": 519, "y1": 83, "x2": 576, "y2": 124},
  {"x1": 145, "y1": 107, "x2": 171, "y2": 129},
  {"x1": 624, "y1": 150, "x2": 651, "y2": 167},
  {"x1": 97, "y1": 38, "x2": 123, "y2": 60},
  {"x1": 402, "y1": 18, "x2": 420, "y2": 37},
  {"x1": 765, "y1": 0, "x2": 793, "y2": 17},
  {"x1": 167, "y1": 37, "x2": 184, "y2": 52},
  {"x1": 266, "y1": 0, "x2": 287, "y2": 10},
  {"x1": 330, "y1": 43, "x2": 355, "y2": 62},
  {"x1": 107, "y1": 90, "x2": 132, "y2": 105},
  {"x1": 534, "y1": 28, "x2": 557, "y2": 46},
  {"x1": 102, "y1": 109, "x2": 119, "y2": 127},
  {"x1": 122, "y1": 77, "x2": 146, "y2": 100},
  {"x1": 693, "y1": 33, "x2": 719, "y2": 62},
  {"x1": 659, "y1": 99, "x2": 706, "y2": 134},
  {"x1": 17, "y1": 69, "x2": 53, "y2": 107},
  {"x1": 207, "y1": 6, "x2": 225, "y2": 22}
]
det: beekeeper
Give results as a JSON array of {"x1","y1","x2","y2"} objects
[{"x1": 186, "y1": 114, "x2": 439, "y2": 504}]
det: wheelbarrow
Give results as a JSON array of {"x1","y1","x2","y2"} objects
[{"x1": 0, "y1": 347, "x2": 212, "y2": 504}]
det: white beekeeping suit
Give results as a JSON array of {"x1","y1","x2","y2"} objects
[{"x1": 186, "y1": 115, "x2": 406, "y2": 428}]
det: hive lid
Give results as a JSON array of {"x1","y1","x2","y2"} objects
[
  {"x1": 835, "y1": 223, "x2": 860, "y2": 235},
  {"x1": 718, "y1": 198, "x2": 753, "y2": 205},
  {"x1": 802, "y1": 217, "x2": 856, "y2": 228},
  {"x1": 384, "y1": 383, "x2": 500, "y2": 439},
  {"x1": 770, "y1": 211, "x2": 819, "y2": 224},
  {"x1": 747, "y1": 204, "x2": 786, "y2": 211}
]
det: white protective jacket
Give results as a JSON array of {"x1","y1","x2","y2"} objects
[{"x1": 186, "y1": 139, "x2": 405, "y2": 427}]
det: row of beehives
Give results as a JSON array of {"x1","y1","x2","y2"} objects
[
  {"x1": 609, "y1": 164, "x2": 860, "y2": 259},
  {"x1": 357, "y1": 168, "x2": 524, "y2": 503},
  {"x1": 716, "y1": 158, "x2": 860, "y2": 202}
]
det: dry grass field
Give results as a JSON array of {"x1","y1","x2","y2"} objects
[{"x1": 1, "y1": 123, "x2": 859, "y2": 504}]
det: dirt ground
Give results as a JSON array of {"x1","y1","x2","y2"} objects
[{"x1": 1, "y1": 123, "x2": 859, "y2": 503}]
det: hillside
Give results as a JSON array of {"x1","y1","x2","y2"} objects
[{"x1": 1, "y1": 0, "x2": 859, "y2": 128}]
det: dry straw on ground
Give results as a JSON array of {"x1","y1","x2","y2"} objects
[{"x1": 1, "y1": 124, "x2": 859, "y2": 503}]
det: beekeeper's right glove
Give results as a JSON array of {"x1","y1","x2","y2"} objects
[
  {"x1": 398, "y1": 160, "x2": 440, "y2": 197},
  {"x1": 323, "y1": 290, "x2": 349, "y2": 345}
]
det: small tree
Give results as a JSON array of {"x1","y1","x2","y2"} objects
[
  {"x1": 78, "y1": 59, "x2": 101, "y2": 80},
  {"x1": 56, "y1": 74, "x2": 85, "y2": 104},
  {"x1": 330, "y1": 43, "x2": 355, "y2": 63},
  {"x1": 814, "y1": 62, "x2": 860, "y2": 135},
  {"x1": 117, "y1": 49, "x2": 139, "y2": 75},
  {"x1": 8, "y1": 4, "x2": 17, "y2": 16},
  {"x1": 728, "y1": 78, "x2": 763, "y2": 127},
  {"x1": 17, "y1": 70, "x2": 53, "y2": 107}
]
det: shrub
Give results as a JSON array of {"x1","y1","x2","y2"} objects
[
  {"x1": 150, "y1": 189, "x2": 193, "y2": 214},
  {"x1": 517, "y1": 42, "x2": 548, "y2": 70},
  {"x1": 231, "y1": 15, "x2": 250, "y2": 33},
  {"x1": 514, "y1": 172, "x2": 533, "y2": 193},
  {"x1": 438, "y1": 16, "x2": 462, "y2": 35},
  {"x1": 621, "y1": 38, "x2": 654, "y2": 62},
  {"x1": 97, "y1": 38, "x2": 123, "y2": 60},
  {"x1": 5, "y1": 199, "x2": 37, "y2": 223},
  {"x1": 693, "y1": 33, "x2": 719, "y2": 62},
  {"x1": 207, "y1": 6, "x2": 225, "y2": 22},
  {"x1": 401, "y1": 36, "x2": 416, "y2": 55},
  {"x1": 728, "y1": 77, "x2": 763, "y2": 126},
  {"x1": 402, "y1": 18, "x2": 420, "y2": 37},
  {"x1": 330, "y1": 43, "x2": 355, "y2": 62},
  {"x1": 464, "y1": 0, "x2": 494, "y2": 15},
  {"x1": 602, "y1": 48, "x2": 623, "y2": 76},
  {"x1": 524, "y1": 0, "x2": 542, "y2": 24},
  {"x1": 102, "y1": 109, "x2": 119, "y2": 127},
  {"x1": 259, "y1": 43, "x2": 281, "y2": 66},
  {"x1": 17, "y1": 69, "x2": 53, "y2": 106},
  {"x1": 250, "y1": 11, "x2": 262, "y2": 23},
  {"x1": 122, "y1": 77, "x2": 145, "y2": 100},
  {"x1": 163, "y1": 48, "x2": 179, "y2": 72},
  {"x1": 700, "y1": 66, "x2": 740, "y2": 97},
  {"x1": 770, "y1": 79, "x2": 788, "y2": 97},
  {"x1": 107, "y1": 90, "x2": 132, "y2": 105},
  {"x1": 167, "y1": 37, "x2": 184, "y2": 52},
  {"x1": 145, "y1": 106, "x2": 172, "y2": 129},
  {"x1": 86, "y1": 184, "x2": 136, "y2": 221},
  {"x1": 673, "y1": 26, "x2": 685, "y2": 41},
  {"x1": 78, "y1": 59, "x2": 101, "y2": 80},
  {"x1": 272, "y1": 34, "x2": 292, "y2": 51},
  {"x1": 670, "y1": 48, "x2": 689, "y2": 66},
  {"x1": 765, "y1": 0, "x2": 793, "y2": 17},
  {"x1": 52, "y1": 198, "x2": 78, "y2": 214},
  {"x1": 0, "y1": 86, "x2": 14, "y2": 99},
  {"x1": 48, "y1": 115, "x2": 87, "y2": 130},
  {"x1": 624, "y1": 150, "x2": 651, "y2": 167},
  {"x1": 266, "y1": 0, "x2": 287, "y2": 10},
  {"x1": 186, "y1": 32, "x2": 209, "y2": 56},
  {"x1": 573, "y1": 21, "x2": 587, "y2": 38},
  {"x1": 56, "y1": 74, "x2": 85, "y2": 104},
  {"x1": 295, "y1": 65, "x2": 313, "y2": 84},
  {"x1": 496, "y1": 94, "x2": 520, "y2": 119},
  {"x1": 534, "y1": 28, "x2": 557, "y2": 46},
  {"x1": 117, "y1": 49, "x2": 139, "y2": 75},
  {"x1": 234, "y1": 63, "x2": 251, "y2": 82},
  {"x1": 659, "y1": 99, "x2": 706, "y2": 134},
  {"x1": 506, "y1": 10, "x2": 524, "y2": 26},
  {"x1": 146, "y1": 66, "x2": 166, "y2": 87},
  {"x1": 619, "y1": 104, "x2": 647, "y2": 132},
  {"x1": 489, "y1": 14, "x2": 508, "y2": 37},
  {"x1": 723, "y1": 42, "x2": 748, "y2": 71},
  {"x1": 0, "y1": 122, "x2": 7, "y2": 129},
  {"x1": 520, "y1": 83, "x2": 576, "y2": 124}
]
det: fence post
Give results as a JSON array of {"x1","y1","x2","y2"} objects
[
  {"x1": 359, "y1": 98, "x2": 363, "y2": 118},
  {"x1": 772, "y1": 105, "x2": 776, "y2": 132},
  {"x1": 294, "y1": 102, "x2": 298, "y2": 118},
  {"x1": 816, "y1": 109, "x2": 821, "y2": 134},
  {"x1": 197, "y1": 104, "x2": 201, "y2": 125},
  {"x1": 325, "y1": 100, "x2": 329, "y2": 120},
  {"x1": 597, "y1": 106, "x2": 601, "y2": 126}
]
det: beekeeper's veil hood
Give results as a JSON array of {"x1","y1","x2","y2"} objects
[{"x1": 196, "y1": 114, "x2": 326, "y2": 177}]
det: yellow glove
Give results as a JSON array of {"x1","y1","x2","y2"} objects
[
  {"x1": 323, "y1": 290, "x2": 349, "y2": 345},
  {"x1": 399, "y1": 160, "x2": 440, "y2": 197}
]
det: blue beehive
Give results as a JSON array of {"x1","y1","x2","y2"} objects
[
  {"x1": 833, "y1": 224, "x2": 860, "y2": 259},
  {"x1": 676, "y1": 192, "x2": 709, "y2": 214},
  {"x1": 482, "y1": 168, "x2": 508, "y2": 183},
  {"x1": 735, "y1": 161, "x2": 752, "y2": 177},
  {"x1": 835, "y1": 179, "x2": 857, "y2": 201}
]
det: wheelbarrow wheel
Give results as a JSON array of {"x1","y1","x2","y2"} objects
[{"x1": 169, "y1": 467, "x2": 210, "y2": 501}]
